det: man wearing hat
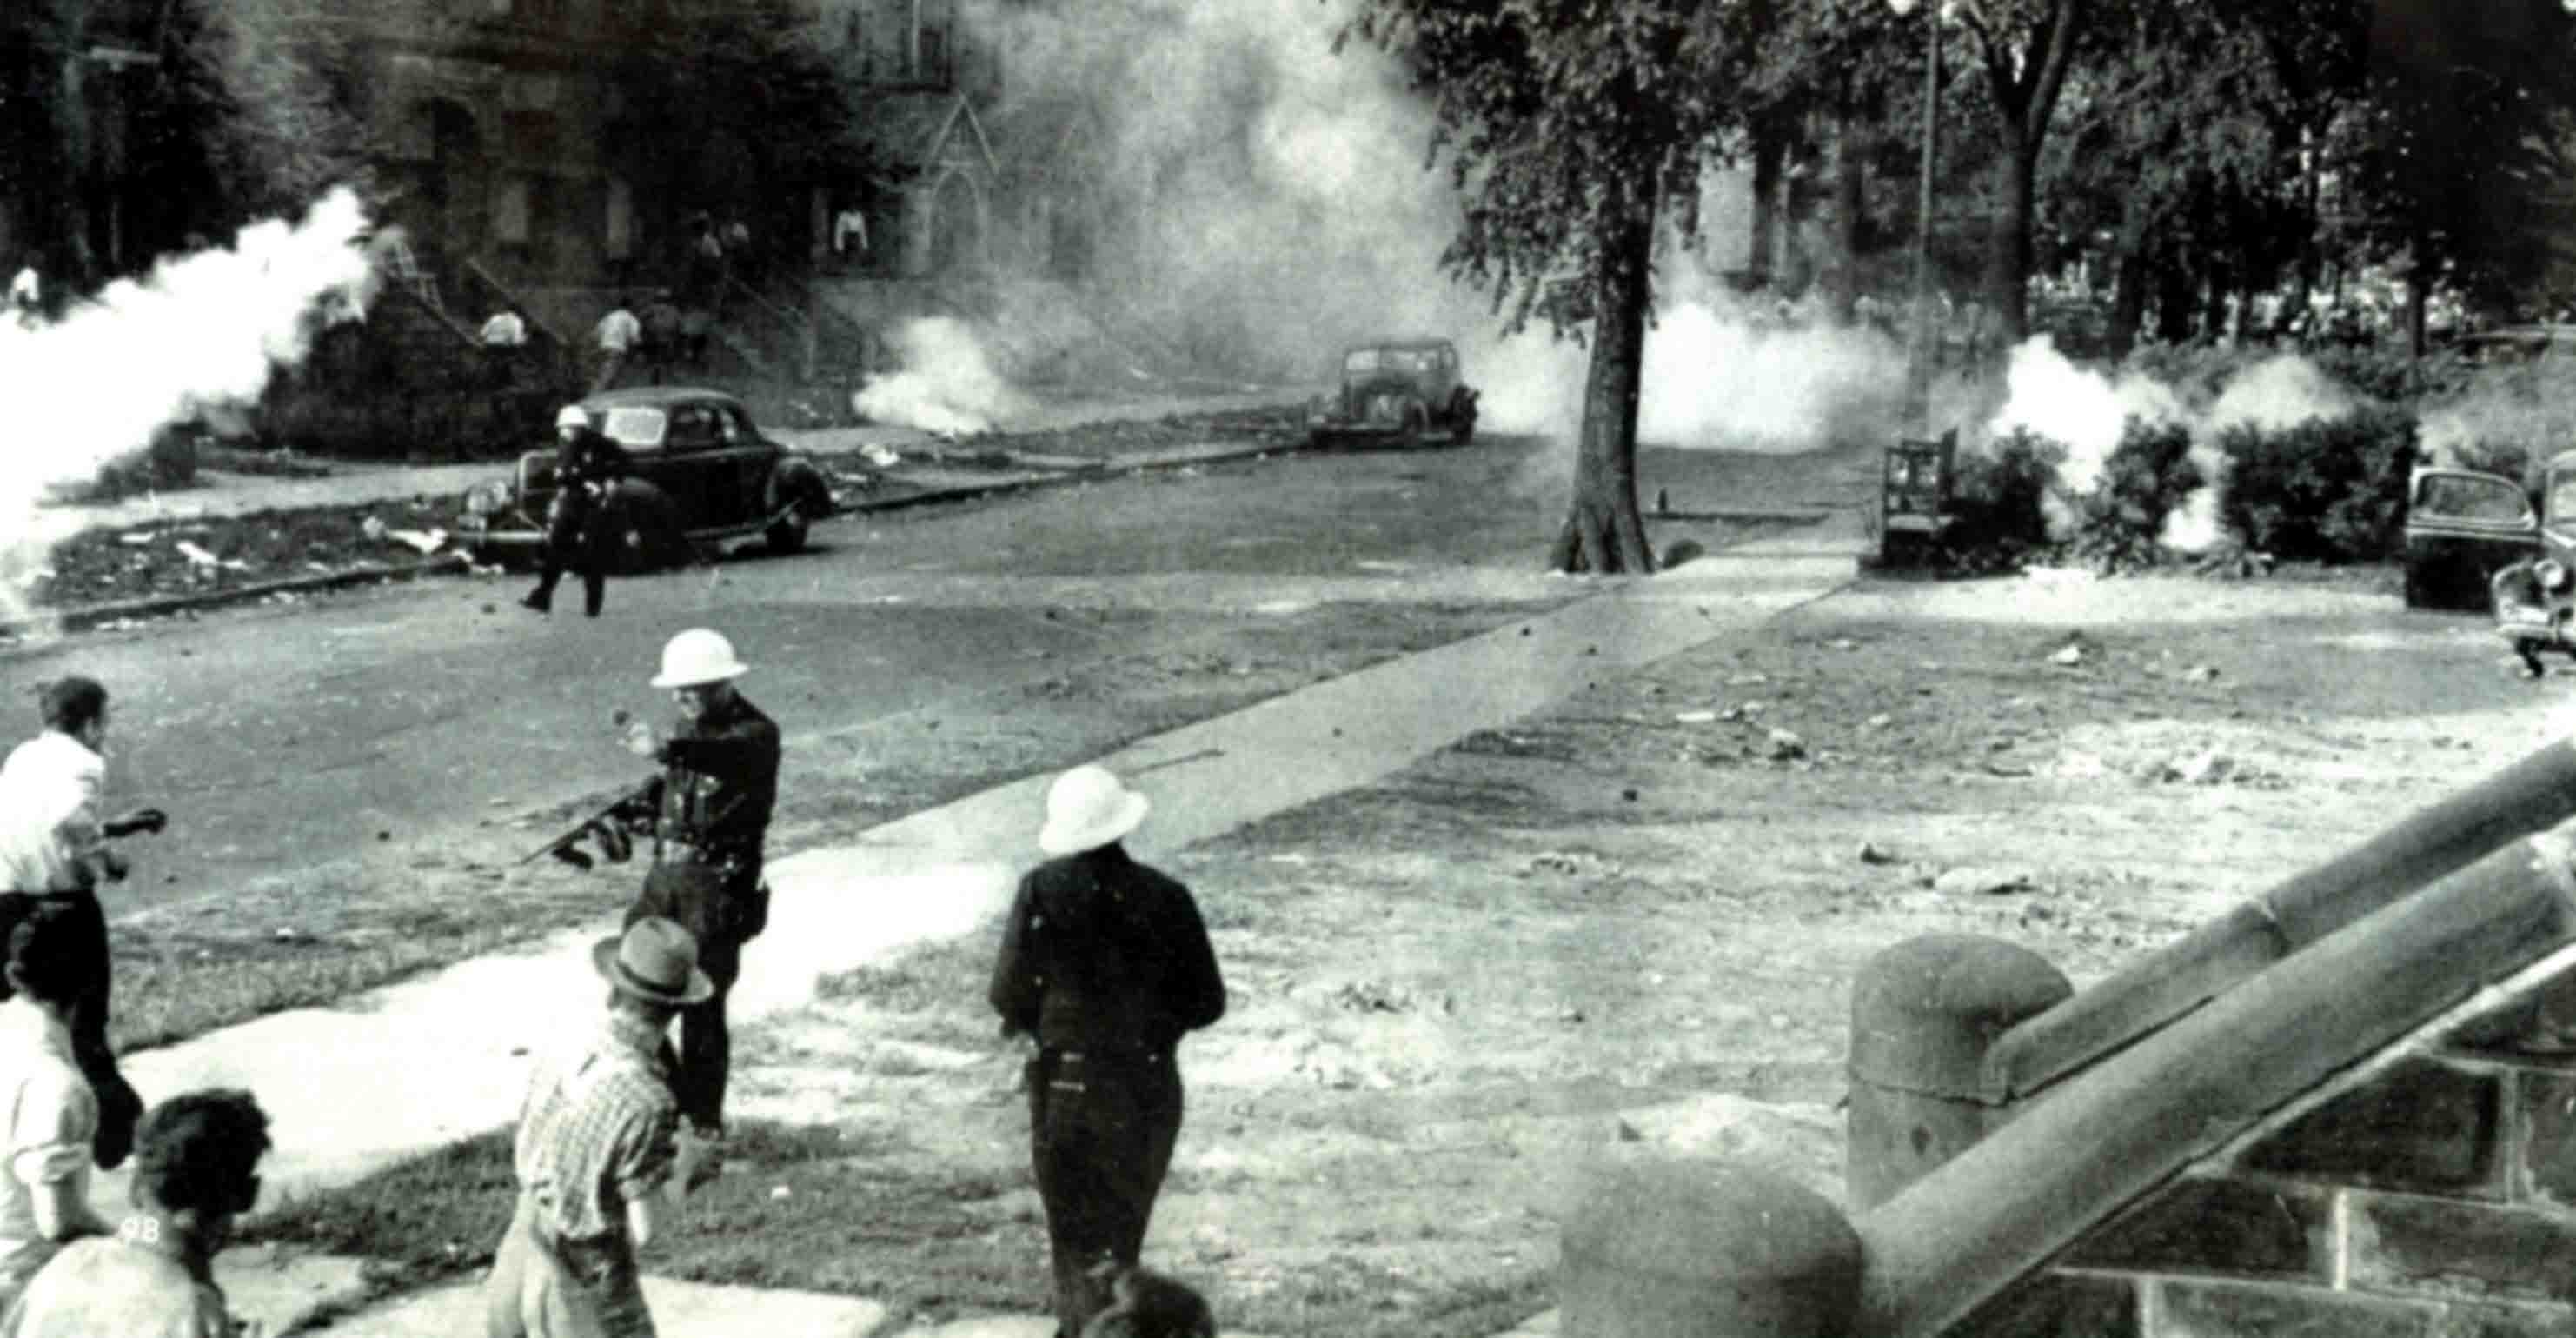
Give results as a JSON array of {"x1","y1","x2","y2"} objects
[
  {"x1": 988, "y1": 765, "x2": 1226, "y2": 1338},
  {"x1": 523, "y1": 405, "x2": 633, "y2": 619},
  {"x1": 617, "y1": 629, "x2": 780, "y2": 1142},
  {"x1": 483, "y1": 917, "x2": 713, "y2": 1338}
]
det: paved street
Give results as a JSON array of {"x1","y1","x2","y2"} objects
[{"x1": 0, "y1": 434, "x2": 1603, "y2": 911}]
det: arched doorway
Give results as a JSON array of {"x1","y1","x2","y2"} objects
[{"x1": 928, "y1": 168, "x2": 983, "y2": 274}]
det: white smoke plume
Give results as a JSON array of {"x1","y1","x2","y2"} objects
[
  {"x1": 1985, "y1": 338, "x2": 2354, "y2": 551},
  {"x1": 0, "y1": 187, "x2": 381, "y2": 627},
  {"x1": 957, "y1": 0, "x2": 1914, "y2": 460},
  {"x1": 853, "y1": 316, "x2": 1032, "y2": 437}
]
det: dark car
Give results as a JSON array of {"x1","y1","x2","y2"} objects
[
  {"x1": 1308, "y1": 339, "x2": 1479, "y2": 446},
  {"x1": 2402, "y1": 465, "x2": 2546, "y2": 609},
  {"x1": 457, "y1": 387, "x2": 837, "y2": 570}
]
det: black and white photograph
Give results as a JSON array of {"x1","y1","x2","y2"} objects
[{"x1": 3, "y1": 0, "x2": 2575, "y2": 1335}]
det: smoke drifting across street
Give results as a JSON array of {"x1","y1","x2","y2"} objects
[
  {"x1": 0, "y1": 187, "x2": 382, "y2": 631},
  {"x1": 917, "y1": 0, "x2": 1920, "y2": 463}
]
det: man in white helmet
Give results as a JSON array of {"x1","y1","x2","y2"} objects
[
  {"x1": 988, "y1": 766, "x2": 1225, "y2": 1338},
  {"x1": 522, "y1": 405, "x2": 631, "y2": 618},
  {"x1": 611, "y1": 629, "x2": 780, "y2": 1142}
]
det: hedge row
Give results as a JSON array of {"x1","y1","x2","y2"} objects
[{"x1": 1936, "y1": 405, "x2": 2421, "y2": 571}]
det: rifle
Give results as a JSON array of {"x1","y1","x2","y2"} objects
[{"x1": 518, "y1": 782, "x2": 656, "y2": 871}]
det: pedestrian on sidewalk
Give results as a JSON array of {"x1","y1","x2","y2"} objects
[
  {"x1": 1, "y1": 1088, "x2": 270, "y2": 1338},
  {"x1": 0, "y1": 916, "x2": 114, "y2": 1315},
  {"x1": 0, "y1": 678, "x2": 164, "y2": 1173},
  {"x1": 988, "y1": 766, "x2": 1226, "y2": 1338},
  {"x1": 592, "y1": 296, "x2": 642, "y2": 396},
  {"x1": 523, "y1": 406, "x2": 633, "y2": 619},
  {"x1": 482, "y1": 918, "x2": 714, "y2": 1338},
  {"x1": 615, "y1": 629, "x2": 780, "y2": 1143}
]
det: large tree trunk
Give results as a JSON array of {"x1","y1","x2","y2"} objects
[
  {"x1": 1550, "y1": 186, "x2": 1658, "y2": 576},
  {"x1": 1988, "y1": 141, "x2": 2037, "y2": 346},
  {"x1": 2108, "y1": 248, "x2": 2148, "y2": 359},
  {"x1": 1826, "y1": 91, "x2": 1863, "y2": 324},
  {"x1": 1747, "y1": 125, "x2": 1785, "y2": 289}
]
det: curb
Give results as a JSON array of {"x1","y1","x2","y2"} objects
[
  {"x1": 8, "y1": 438, "x2": 1305, "y2": 642},
  {"x1": 7, "y1": 553, "x2": 473, "y2": 640}
]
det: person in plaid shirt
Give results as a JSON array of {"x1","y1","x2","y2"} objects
[{"x1": 482, "y1": 919, "x2": 714, "y2": 1338}]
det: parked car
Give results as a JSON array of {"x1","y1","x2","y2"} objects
[
  {"x1": 2402, "y1": 463, "x2": 2553, "y2": 609},
  {"x1": 1308, "y1": 339, "x2": 1479, "y2": 447},
  {"x1": 457, "y1": 386, "x2": 836, "y2": 571}
]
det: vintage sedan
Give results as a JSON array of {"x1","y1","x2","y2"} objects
[
  {"x1": 2401, "y1": 464, "x2": 2546, "y2": 609},
  {"x1": 1308, "y1": 338, "x2": 1479, "y2": 447},
  {"x1": 457, "y1": 387, "x2": 837, "y2": 571}
]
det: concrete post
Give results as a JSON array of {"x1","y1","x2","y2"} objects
[
  {"x1": 1846, "y1": 935, "x2": 2071, "y2": 1210},
  {"x1": 1562, "y1": 1157, "x2": 1861, "y2": 1338}
]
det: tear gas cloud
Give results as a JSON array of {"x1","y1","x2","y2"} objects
[
  {"x1": 926, "y1": 0, "x2": 1913, "y2": 460},
  {"x1": 1987, "y1": 339, "x2": 2355, "y2": 551},
  {"x1": 0, "y1": 187, "x2": 380, "y2": 627},
  {"x1": 853, "y1": 316, "x2": 1031, "y2": 438}
]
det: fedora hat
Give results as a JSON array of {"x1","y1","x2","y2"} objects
[
  {"x1": 594, "y1": 917, "x2": 714, "y2": 1005},
  {"x1": 1038, "y1": 764, "x2": 1151, "y2": 856}
]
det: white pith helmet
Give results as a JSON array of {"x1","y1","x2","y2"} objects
[
  {"x1": 556, "y1": 404, "x2": 590, "y2": 431},
  {"x1": 652, "y1": 629, "x2": 749, "y2": 689},
  {"x1": 1037, "y1": 765, "x2": 1151, "y2": 856}
]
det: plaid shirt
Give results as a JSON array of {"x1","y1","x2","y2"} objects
[{"x1": 512, "y1": 1011, "x2": 680, "y2": 1243}]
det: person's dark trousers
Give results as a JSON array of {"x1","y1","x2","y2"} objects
[
  {"x1": 527, "y1": 494, "x2": 606, "y2": 617},
  {"x1": 625, "y1": 856, "x2": 765, "y2": 1131},
  {"x1": 0, "y1": 891, "x2": 143, "y2": 1169},
  {"x1": 1026, "y1": 1046, "x2": 1182, "y2": 1338}
]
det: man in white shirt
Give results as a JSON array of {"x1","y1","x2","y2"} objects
[
  {"x1": 593, "y1": 296, "x2": 642, "y2": 395},
  {"x1": 0, "y1": 680, "x2": 164, "y2": 1171},
  {"x1": 0, "y1": 915, "x2": 110, "y2": 1314}
]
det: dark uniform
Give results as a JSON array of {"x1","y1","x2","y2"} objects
[
  {"x1": 620, "y1": 689, "x2": 779, "y2": 1133},
  {"x1": 2493, "y1": 559, "x2": 2571, "y2": 677},
  {"x1": 988, "y1": 845, "x2": 1225, "y2": 1338},
  {"x1": 526, "y1": 427, "x2": 633, "y2": 618}
]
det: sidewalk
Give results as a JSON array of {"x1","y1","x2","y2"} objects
[{"x1": 108, "y1": 511, "x2": 1869, "y2": 1337}]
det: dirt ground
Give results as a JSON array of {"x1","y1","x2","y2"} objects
[{"x1": 694, "y1": 556, "x2": 2571, "y2": 1337}]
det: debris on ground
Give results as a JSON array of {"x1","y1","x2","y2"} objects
[
  {"x1": 1931, "y1": 867, "x2": 2037, "y2": 896},
  {"x1": 2049, "y1": 642, "x2": 2086, "y2": 666}
]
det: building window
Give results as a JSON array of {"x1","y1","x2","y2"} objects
[
  {"x1": 920, "y1": 24, "x2": 947, "y2": 85},
  {"x1": 606, "y1": 178, "x2": 634, "y2": 260},
  {"x1": 495, "y1": 177, "x2": 532, "y2": 244}
]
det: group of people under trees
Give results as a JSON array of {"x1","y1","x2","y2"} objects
[{"x1": 0, "y1": 622, "x2": 1229, "y2": 1338}]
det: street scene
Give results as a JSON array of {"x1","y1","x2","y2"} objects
[{"x1": 9, "y1": 0, "x2": 2576, "y2": 1337}]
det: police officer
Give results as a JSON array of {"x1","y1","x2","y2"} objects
[
  {"x1": 989, "y1": 766, "x2": 1226, "y2": 1338},
  {"x1": 2493, "y1": 556, "x2": 2574, "y2": 678},
  {"x1": 521, "y1": 404, "x2": 632, "y2": 618},
  {"x1": 617, "y1": 629, "x2": 780, "y2": 1142}
]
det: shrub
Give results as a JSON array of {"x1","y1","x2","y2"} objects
[
  {"x1": 2217, "y1": 405, "x2": 2419, "y2": 562},
  {"x1": 2069, "y1": 419, "x2": 2201, "y2": 573},
  {"x1": 2306, "y1": 345, "x2": 2480, "y2": 402},
  {"x1": 1935, "y1": 428, "x2": 2066, "y2": 571}
]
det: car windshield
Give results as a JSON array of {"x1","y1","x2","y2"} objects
[
  {"x1": 2417, "y1": 472, "x2": 2533, "y2": 523},
  {"x1": 2548, "y1": 471, "x2": 2576, "y2": 526},
  {"x1": 598, "y1": 407, "x2": 667, "y2": 450},
  {"x1": 1344, "y1": 349, "x2": 1382, "y2": 373}
]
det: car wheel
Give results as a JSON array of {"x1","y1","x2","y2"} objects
[
  {"x1": 2402, "y1": 562, "x2": 2429, "y2": 609},
  {"x1": 1403, "y1": 402, "x2": 1430, "y2": 447},
  {"x1": 1451, "y1": 413, "x2": 1476, "y2": 446},
  {"x1": 766, "y1": 508, "x2": 810, "y2": 555}
]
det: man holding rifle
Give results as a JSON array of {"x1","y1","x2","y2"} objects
[{"x1": 541, "y1": 629, "x2": 780, "y2": 1149}]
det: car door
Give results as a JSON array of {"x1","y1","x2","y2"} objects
[
  {"x1": 2403, "y1": 468, "x2": 2539, "y2": 608},
  {"x1": 713, "y1": 403, "x2": 774, "y2": 525},
  {"x1": 657, "y1": 402, "x2": 731, "y2": 531}
]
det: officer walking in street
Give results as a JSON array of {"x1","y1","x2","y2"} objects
[
  {"x1": 615, "y1": 629, "x2": 780, "y2": 1145},
  {"x1": 988, "y1": 765, "x2": 1226, "y2": 1338},
  {"x1": 522, "y1": 405, "x2": 633, "y2": 619}
]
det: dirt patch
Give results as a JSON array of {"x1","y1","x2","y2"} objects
[{"x1": 674, "y1": 569, "x2": 2556, "y2": 1337}]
